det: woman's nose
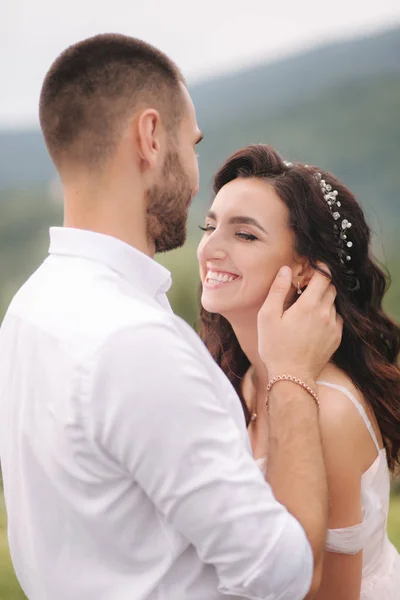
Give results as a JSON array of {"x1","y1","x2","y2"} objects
[{"x1": 198, "y1": 232, "x2": 227, "y2": 261}]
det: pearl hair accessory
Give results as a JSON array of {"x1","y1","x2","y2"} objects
[
  {"x1": 314, "y1": 172, "x2": 353, "y2": 264},
  {"x1": 283, "y1": 161, "x2": 353, "y2": 264}
]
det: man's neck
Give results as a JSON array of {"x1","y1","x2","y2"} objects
[{"x1": 62, "y1": 176, "x2": 151, "y2": 257}]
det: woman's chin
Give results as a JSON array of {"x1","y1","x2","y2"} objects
[
  {"x1": 201, "y1": 292, "x2": 263, "y2": 324},
  {"x1": 201, "y1": 293, "x2": 231, "y2": 315}
]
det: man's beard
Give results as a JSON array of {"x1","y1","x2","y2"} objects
[{"x1": 146, "y1": 149, "x2": 195, "y2": 253}]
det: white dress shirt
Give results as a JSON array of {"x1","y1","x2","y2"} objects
[{"x1": 0, "y1": 227, "x2": 312, "y2": 600}]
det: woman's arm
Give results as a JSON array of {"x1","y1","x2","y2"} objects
[{"x1": 314, "y1": 382, "x2": 371, "y2": 600}]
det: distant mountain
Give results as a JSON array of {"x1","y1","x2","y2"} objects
[
  {"x1": 0, "y1": 26, "x2": 399, "y2": 190},
  {"x1": 191, "y1": 26, "x2": 400, "y2": 127},
  {"x1": 0, "y1": 130, "x2": 54, "y2": 190}
]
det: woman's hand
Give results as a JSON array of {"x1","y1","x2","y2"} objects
[{"x1": 257, "y1": 263, "x2": 342, "y2": 383}]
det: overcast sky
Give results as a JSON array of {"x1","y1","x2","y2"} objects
[{"x1": 1, "y1": 0, "x2": 400, "y2": 129}]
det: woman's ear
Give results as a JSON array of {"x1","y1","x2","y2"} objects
[{"x1": 292, "y1": 257, "x2": 313, "y2": 291}]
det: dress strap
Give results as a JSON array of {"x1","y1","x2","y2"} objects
[{"x1": 316, "y1": 380, "x2": 381, "y2": 454}]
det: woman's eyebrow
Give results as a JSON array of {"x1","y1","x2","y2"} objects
[{"x1": 206, "y1": 211, "x2": 267, "y2": 234}]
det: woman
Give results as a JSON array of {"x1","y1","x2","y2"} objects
[{"x1": 197, "y1": 144, "x2": 400, "y2": 599}]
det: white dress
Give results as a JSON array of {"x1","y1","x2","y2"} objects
[{"x1": 256, "y1": 381, "x2": 400, "y2": 599}]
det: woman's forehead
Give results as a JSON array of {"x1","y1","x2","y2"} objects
[{"x1": 211, "y1": 178, "x2": 287, "y2": 221}]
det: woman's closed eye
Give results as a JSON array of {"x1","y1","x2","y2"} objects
[
  {"x1": 236, "y1": 232, "x2": 258, "y2": 241},
  {"x1": 198, "y1": 225, "x2": 258, "y2": 242}
]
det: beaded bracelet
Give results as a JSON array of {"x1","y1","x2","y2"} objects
[{"x1": 266, "y1": 375, "x2": 320, "y2": 410}]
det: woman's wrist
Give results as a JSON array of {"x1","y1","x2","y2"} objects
[{"x1": 266, "y1": 375, "x2": 319, "y2": 410}]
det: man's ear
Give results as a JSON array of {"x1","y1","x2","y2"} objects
[{"x1": 135, "y1": 108, "x2": 163, "y2": 171}]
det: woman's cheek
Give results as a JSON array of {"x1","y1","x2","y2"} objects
[{"x1": 243, "y1": 273, "x2": 274, "y2": 309}]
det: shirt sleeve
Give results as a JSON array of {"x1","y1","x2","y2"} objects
[{"x1": 88, "y1": 318, "x2": 313, "y2": 600}]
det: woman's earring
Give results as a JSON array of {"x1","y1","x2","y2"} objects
[{"x1": 297, "y1": 281, "x2": 302, "y2": 295}]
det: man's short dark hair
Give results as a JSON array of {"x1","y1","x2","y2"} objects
[{"x1": 39, "y1": 33, "x2": 185, "y2": 169}]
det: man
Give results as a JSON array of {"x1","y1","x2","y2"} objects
[{"x1": 0, "y1": 34, "x2": 341, "y2": 600}]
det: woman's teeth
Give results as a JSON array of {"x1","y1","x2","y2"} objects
[{"x1": 206, "y1": 270, "x2": 237, "y2": 283}]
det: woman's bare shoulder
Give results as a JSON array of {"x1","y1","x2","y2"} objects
[{"x1": 316, "y1": 363, "x2": 382, "y2": 472}]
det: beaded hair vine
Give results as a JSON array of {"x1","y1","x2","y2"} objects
[{"x1": 284, "y1": 161, "x2": 353, "y2": 264}]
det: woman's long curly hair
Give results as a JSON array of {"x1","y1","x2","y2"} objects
[{"x1": 198, "y1": 144, "x2": 400, "y2": 471}]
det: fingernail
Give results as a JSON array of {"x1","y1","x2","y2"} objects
[{"x1": 278, "y1": 266, "x2": 291, "y2": 277}]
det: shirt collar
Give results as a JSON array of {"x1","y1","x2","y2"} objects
[{"x1": 48, "y1": 227, "x2": 172, "y2": 298}]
